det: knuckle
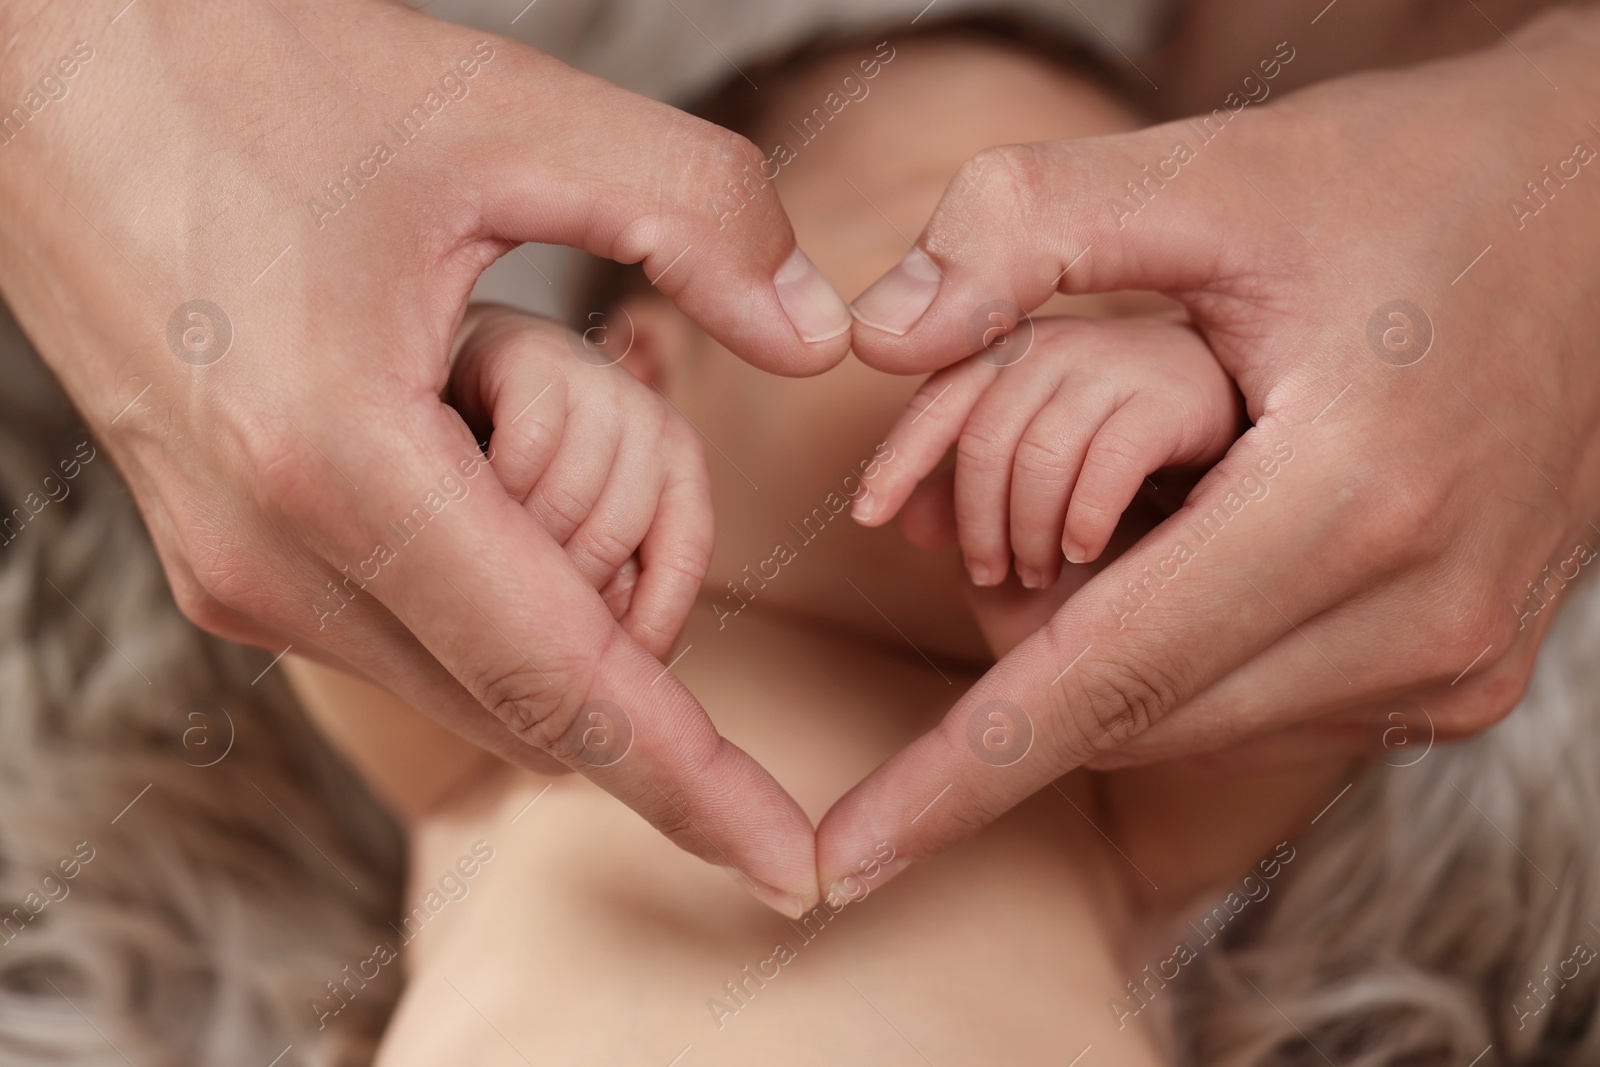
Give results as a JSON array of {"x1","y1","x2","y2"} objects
[
  {"x1": 475, "y1": 660, "x2": 581, "y2": 751},
  {"x1": 531, "y1": 479, "x2": 591, "y2": 534},
  {"x1": 1083, "y1": 429, "x2": 1143, "y2": 480},
  {"x1": 1432, "y1": 670, "x2": 1525, "y2": 740},
  {"x1": 1054, "y1": 647, "x2": 1187, "y2": 759},
  {"x1": 1458, "y1": 589, "x2": 1520, "y2": 663},
  {"x1": 169, "y1": 574, "x2": 234, "y2": 636},
  {"x1": 640, "y1": 785, "x2": 698, "y2": 846},
  {"x1": 955, "y1": 424, "x2": 1013, "y2": 476},
  {"x1": 701, "y1": 128, "x2": 772, "y2": 198},
  {"x1": 951, "y1": 143, "x2": 1051, "y2": 221},
  {"x1": 1385, "y1": 479, "x2": 1448, "y2": 552},
  {"x1": 1342, "y1": 471, "x2": 1447, "y2": 565},
  {"x1": 1013, "y1": 436, "x2": 1073, "y2": 485},
  {"x1": 1429, "y1": 582, "x2": 1518, "y2": 682},
  {"x1": 660, "y1": 525, "x2": 714, "y2": 587},
  {"x1": 244, "y1": 427, "x2": 328, "y2": 521},
  {"x1": 504, "y1": 417, "x2": 560, "y2": 483},
  {"x1": 571, "y1": 521, "x2": 636, "y2": 570},
  {"x1": 1068, "y1": 496, "x2": 1118, "y2": 530},
  {"x1": 183, "y1": 536, "x2": 284, "y2": 625},
  {"x1": 472, "y1": 622, "x2": 614, "y2": 759}
]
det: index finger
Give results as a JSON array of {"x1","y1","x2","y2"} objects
[
  {"x1": 853, "y1": 356, "x2": 994, "y2": 527},
  {"x1": 306, "y1": 398, "x2": 818, "y2": 916},
  {"x1": 815, "y1": 427, "x2": 1349, "y2": 894},
  {"x1": 470, "y1": 41, "x2": 853, "y2": 377}
]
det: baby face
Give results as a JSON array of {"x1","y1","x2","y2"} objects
[{"x1": 628, "y1": 34, "x2": 1162, "y2": 660}]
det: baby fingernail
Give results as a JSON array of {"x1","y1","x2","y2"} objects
[
  {"x1": 1017, "y1": 565, "x2": 1044, "y2": 589},
  {"x1": 852, "y1": 486, "x2": 876, "y2": 523},
  {"x1": 1062, "y1": 542, "x2": 1088, "y2": 565},
  {"x1": 850, "y1": 247, "x2": 942, "y2": 337},
  {"x1": 774, "y1": 246, "x2": 852, "y2": 344},
  {"x1": 966, "y1": 558, "x2": 997, "y2": 587},
  {"x1": 720, "y1": 866, "x2": 808, "y2": 919}
]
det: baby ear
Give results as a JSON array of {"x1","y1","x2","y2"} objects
[{"x1": 591, "y1": 294, "x2": 695, "y2": 390}]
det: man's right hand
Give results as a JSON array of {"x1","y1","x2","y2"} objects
[{"x1": 0, "y1": 0, "x2": 851, "y2": 916}]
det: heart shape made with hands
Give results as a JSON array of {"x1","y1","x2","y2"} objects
[
  {"x1": 451, "y1": 305, "x2": 1378, "y2": 916},
  {"x1": 449, "y1": 304, "x2": 1387, "y2": 918}
]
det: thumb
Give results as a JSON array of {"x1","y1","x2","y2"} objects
[
  {"x1": 458, "y1": 39, "x2": 853, "y2": 377},
  {"x1": 846, "y1": 122, "x2": 1245, "y2": 373}
]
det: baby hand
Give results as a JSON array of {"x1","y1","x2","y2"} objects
[
  {"x1": 855, "y1": 314, "x2": 1242, "y2": 589},
  {"x1": 448, "y1": 305, "x2": 712, "y2": 658}
]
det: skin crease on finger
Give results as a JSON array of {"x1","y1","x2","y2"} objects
[{"x1": 283, "y1": 34, "x2": 1361, "y2": 1066}]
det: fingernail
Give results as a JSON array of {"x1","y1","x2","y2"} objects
[
  {"x1": 774, "y1": 247, "x2": 852, "y2": 344},
  {"x1": 1062, "y1": 542, "x2": 1088, "y2": 565},
  {"x1": 1016, "y1": 564, "x2": 1043, "y2": 589},
  {"x1": 720, "y1": 866, "x2": 808, "y2": 919},
  {"x1": 851, "y1": 486, "x2": 876, "y2": 523},
  {"x1": 850, "y1": 247, "x2": 942, "y2": 337},
  {"x1": 966, "y1": 558, "x2": 996, "y2": 587}
]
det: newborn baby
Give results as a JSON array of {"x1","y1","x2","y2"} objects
[{"x1": 286, "y1": 24, "x2": 1357, "y2": 1065}]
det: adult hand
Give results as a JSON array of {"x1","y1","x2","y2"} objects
[
  {"x1": 820, "y1": 7, "x2": 1600, "y2": 894},
  {"x1": 0, "y1": 0, "x2": 853, "y2": 914}
]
